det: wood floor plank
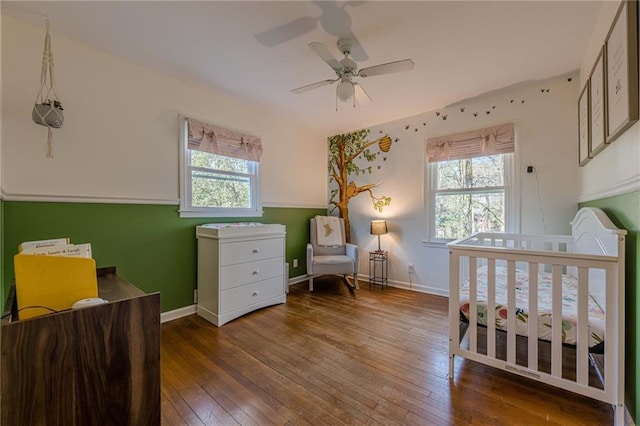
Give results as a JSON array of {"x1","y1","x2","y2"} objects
[
  {"x1": 164, "y1": 323, "x2": 294, "y2": 425},
  {"x1": 161, "y1": 277, "x2": 615, "y2": 425},
  {"x1": 160, "y1": 382, "x2": 205, "y2": 426}
]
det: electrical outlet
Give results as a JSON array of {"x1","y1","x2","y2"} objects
[
  {"x1": 408, "y1": 263, "x2": 415, "y2": 274},
  {"x1": 293, "y1": 258, "x2": 298, "y2": 268},
  {"x1": 193, "y1": 289, "x2": 198, "y2": 304}
]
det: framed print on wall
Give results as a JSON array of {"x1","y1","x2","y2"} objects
[
  {"x1": 578, "y1": 80, "x2": 591, "y2": 166},
  {"x1": 589, "y1": 47, "x2": 606, "y2": 157},
  {"x1": 605, "y1": 0, "x2": 638, "y2": 143}
]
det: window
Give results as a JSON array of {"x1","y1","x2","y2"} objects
[
  {"x1": 179, "y1": 117, "x2": 262, "y2": 218},
  {"x1": 429, "y1": 153, "x2": 514, "y2": 240},
  {"x1": 426, "y1": 123, "x2": 517, "y2": 242}
]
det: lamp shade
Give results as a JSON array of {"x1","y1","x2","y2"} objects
[{"x1": 370, "y1": 220, "x2": 388, "y2": 235}]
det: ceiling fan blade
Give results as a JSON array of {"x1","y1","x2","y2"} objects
[
  {"x1": 255, "y1": 16, "x2": 317, "y2": 47},
  {"x1": 291, "y1": 79, "x2": 338, "y2": 94},
  {"x1": 358, "y1": 59, "x2": 415, "y2": 78},
  {"x1": 308, "y1": 42, "x2": 343, "y2": 72},
  {"x1": 353, "y1": 83, "x2": 372, "y2": 105}
]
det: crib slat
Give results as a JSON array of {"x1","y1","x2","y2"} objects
[
  {"x1": 507, "y1": 260, "x2": 516, "y2": 364},
  {"x1": 487, "y1": 258, "x2": 496, "y2": 359},
  {"x1": 527, "y1": 263, "x2": 539, "y2": 371},
  {"x1": 604, "y1": 264, "x2": 616, "y2": 405},
  {"x1": 551, "y1": 265, "x2": 563, "y2": 378},
  {"x1": 469, "y1": 257, "x2": 478, "y2": 353},
  {"x1": 577, "y1": 267, "x2": 589, "y2": 386},
  {"x1": 448, "y1": 250, "x2": 460, "y2": 379}
]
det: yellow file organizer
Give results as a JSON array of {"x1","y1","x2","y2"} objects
[{"x1": 14, "y1": 254, "x2": 98, "y2": 319}]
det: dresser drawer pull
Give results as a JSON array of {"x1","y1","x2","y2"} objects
[
  {"x1": 252, "y1": 248, "x2": 259, "y2": 253},
  {"x1": 252, "y1": 291, "x2": 259, "y2": 296},
  {"x1": 252, "y1": 270, "x2": 259, "y2": 275}
]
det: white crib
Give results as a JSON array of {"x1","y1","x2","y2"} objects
[{"x1": 448, "y1": 207, "x2": 626, "y2": 424}]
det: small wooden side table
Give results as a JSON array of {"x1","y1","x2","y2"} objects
[{"x1": 369, "y1": 251, "x2": 388, "y2": 289}]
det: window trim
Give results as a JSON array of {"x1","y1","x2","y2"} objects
[
  {"x1": 426, "y1": 152, "x2": 518, "y2": 243},
  {"x1": 179, "y1": 116, "x2": 262, "y2": 218}
]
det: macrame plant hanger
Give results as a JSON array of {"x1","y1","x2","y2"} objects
[{"x1": 32, "y1": 19, "x2": 64, "y2": 158}]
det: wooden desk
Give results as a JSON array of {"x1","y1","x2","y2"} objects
[{"x1": 1, "y1": 267, "x2": 160, "y2": 425}]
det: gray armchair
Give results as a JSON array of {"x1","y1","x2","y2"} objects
[{"x1": 306, "y1": 217, "x2": 359, "y2": 291}]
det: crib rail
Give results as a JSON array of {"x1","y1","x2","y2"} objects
[{"x1": 448, "y1": 232, "x2": 625, "y2": 425}]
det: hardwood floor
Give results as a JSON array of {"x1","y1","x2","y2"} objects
[{"x1": 160, "y1": 277, "x2": 614, "y2": 425}]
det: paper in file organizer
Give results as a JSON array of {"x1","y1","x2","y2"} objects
[
  {"x1": 20, "y1": 243, "x2": 92, "y2": 258},
  {"x1": 14, "y1": 238, "x2": 97, "y2": 320},
  {"x1": 18, "y1": 237, "x2": 70, "y2": 252}
]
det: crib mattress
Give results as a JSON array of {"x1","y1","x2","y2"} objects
[{"x1": 459, "y1": 266, "x2": 605, "y2": 348}]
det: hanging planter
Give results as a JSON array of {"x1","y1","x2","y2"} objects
[
  {"x1": 32, "y1": 100, "x2": 63, "y2": 128},
  {"x1": 32, "y1": 19, "x2": 64, "y2": 158}
]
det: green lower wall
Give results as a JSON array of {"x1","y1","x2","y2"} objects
[
  {"x1": 1, "y1": 201, "x2": 325, "y2": 313},
  {"x1": 1, "y1": 200, "x2": 3, "y2": 306},
  {"x1": 580, "y1": 191, "x2": 639, "y2": 421}
]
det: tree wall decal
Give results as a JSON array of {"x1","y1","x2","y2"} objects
[{"x1": 328, "y1": 128, "x2": 394, "y2": 242}]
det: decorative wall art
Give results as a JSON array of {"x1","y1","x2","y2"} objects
[
  {"x1": 604, "y1": 0, "x2": 638, "y2": 143},
  {"x1": 328, "y1": 129, "x2": 395, "y2": 242},
  {"x1": 589, "y1": 48, "x2": 606, "y2": 157},
  {"x1": 578, "y1": 79, "x2": 591, "y2": 166}
]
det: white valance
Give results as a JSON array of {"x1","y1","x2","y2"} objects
[
  {"x1": 426, "y1": 122, "x2": 514, "y2": 163},
  {"x1": 187, "y1": 118, "x2": 263, "y2": 162}
]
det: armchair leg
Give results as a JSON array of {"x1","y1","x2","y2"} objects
[
  {"x1": 342, "y1": 275, "x2": 358, "y2": 290},
  {"x1": 309, "y1": 276, "x2": 314, "y2": 292}
]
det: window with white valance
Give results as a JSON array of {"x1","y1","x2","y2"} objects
[
  {"x1": 426, "y1": 122, "x2": 514, "y2": 162},
  {"x1": 187, "y1": 117, "x2": 263, "y2": 162},
  {"x1": 425, "y1": 123, "x2": 517, "y2": 241},
  {"x1": 180, "y1": 117, "x2": 262, "y2": 218}
]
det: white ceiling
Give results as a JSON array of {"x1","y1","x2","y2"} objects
[{"x1": 3, "y1": 1, "x2": 602, "y2": 135}]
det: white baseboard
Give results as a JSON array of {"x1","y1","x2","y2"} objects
[
  {"x1": 625, "y1": 406, "x2": 635, "y2": 426},
  {"x1": 357, "y1": 274, "x2": 448, "y2": 297},
  {"x1": 161, "y1": 304, "x2": 196, "y2": 323},
  {"x1": 289, "y1": 274, "x2": 309, "y2": 286}
]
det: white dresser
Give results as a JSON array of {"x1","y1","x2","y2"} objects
[{"x1": 196, "y1": 223, "x2": 286, "y2": 326}]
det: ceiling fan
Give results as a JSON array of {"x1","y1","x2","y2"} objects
[{"x1": 291, "y1": 37, "x2": 414, "y2": 108}]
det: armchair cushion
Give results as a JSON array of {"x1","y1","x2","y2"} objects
[
  {"x1": 307, "y1": 217, "x2": 360, "y2": 291},
  {"x1": 310, "y1": 255, "x2": 355, "y2": 275}
]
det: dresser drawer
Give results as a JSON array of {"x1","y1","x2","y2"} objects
[
  {"x1": 220, "y1": 257, "x2": 284, "y2": 290},
  {"x1": 220, "y1": 238, "x2": 283, "y2": 266},
  {"x1": 220, "y1": 276, "x2": 284, "y2": 313}
]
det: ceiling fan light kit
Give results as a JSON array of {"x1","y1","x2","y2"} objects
[
  {"x1": 292, "y1": 37, "x2": 414, "y2": 108},
  {"x1": 337, "y1": 78, "x2": 354, "y2": 102}
]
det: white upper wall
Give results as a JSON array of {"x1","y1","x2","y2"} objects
[
  {"x1": 578, "y1": 0, "x2": 640, "y2": 201},
  {"x1": 1, "y1": 16, "x2": 327, "y2": 208},
  {"x1": 342, "y1": 73, "x2": 580, "y2": 294}
]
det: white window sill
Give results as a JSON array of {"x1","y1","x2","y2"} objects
[
  {"x1": 421, "y1": 240, "x2": 452, "y2": 249},
  {"x1": 179, "y1": 208, "x2": 264, "y2": 219}
]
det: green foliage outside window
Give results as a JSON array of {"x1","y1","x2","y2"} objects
[
  {"x1": 434, "y1": 154, "x2": 505, "y2": 239},
  {"x1": 190, "y1": 150, "x2": 251, "y2": 208}
]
